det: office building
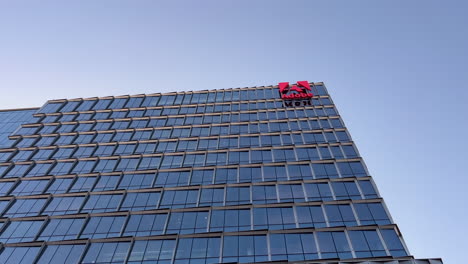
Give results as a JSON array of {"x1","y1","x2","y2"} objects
[{"x1": 0, "y1": 82, "x2": 442, "y2": 263}]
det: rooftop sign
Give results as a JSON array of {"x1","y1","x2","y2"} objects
[{"x1": 278, "y1": 81, "x2": 313, "y2": 100}]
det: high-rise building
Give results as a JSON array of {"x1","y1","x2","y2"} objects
[{"x1": 0, "y1": 82, "x2": 441, "y2": 264}]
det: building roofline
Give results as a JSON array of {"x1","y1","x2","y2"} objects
[
  {"x1": 0, "y1": 107, "x2": 40, "y2": 112},
  {"x1": 43, "y1": 81, "x2": 326, "y2": 104}
]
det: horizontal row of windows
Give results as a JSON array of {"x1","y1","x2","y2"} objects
[
  {"x1": 0, "y1": 202, "x2": 390, "y2": 244},
  {"x1": 0, "y1": 159, "x2": 366, "y2": 182},
  {"x1": 0, "y1": 180, "x2": 378, "y2": 218},
  {"x1": 36, "y1": 99, "x2": 334, "y2": 123},
  {"x1": 0, "y1": 169, "x2": 372, "y2": 198},
  {"x1": 0, "y1": 228, "x2": 407, "y2": 264},
  {"x1": 2, "y1": 139, "x2": 358, "y2": 166},
  {"x1": 17, "y1": 107, "x2": 339, "y2": 136},
  {"x1": 37, "y1": 86, "x2": 329, "y2": 113},
  {"x1": 3, "y1": 143, "x2": 357, "y2": 169},
  {"x1": 10, "y1": 122, "x2": 346, "y2": 150}
]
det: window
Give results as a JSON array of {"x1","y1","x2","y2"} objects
[
  {"x1": 71, "y1": 160, "x2": 96, "y2": 174},
  {"x1": 15, "y1": 137, "x2": 37, "y2": 148},
  {"x1": 10, "y1": 150, "x2": 35, "y2": 162},
  {"x1": 190, "y1": 169, "x2": 214, "y2": 185},
  {"x1": 278, "y1": 184, "x2": 305, "y2": 202},
  {"x1": 304, "y1": 183, "x2": 333, "y2": 201},
  {"x1": 73, "y1": 134, "x2": 95, "y2": 144},
  {"x1": 225, "y1": 186, "x2": 250, "y2": 206},
  {"x1": 39, "y1": 125, "x2": 58, "y2": 134},
  {"x1": 25, "y1": 163, "x2": 53, "y2": 177},
  {"x1": 183, "y1": 153, "x2": 205, "y2": 167},
  {"x1": 127, "y1": 239, "x2": 176, "y2": 263},
  {"x1": 113, "y1": 131, "x2": 133, "y2": 142},
  {"x1": 0, "y1": 182, "x2": 14, "y2": 196},
  {"x1": 211, "y1": 209, "x2": 250, "y2": 232},
  {"x1": 156, "y1": 141, "x2": 177, "y2": 153},
  {"x1": 35, "y1": 136, "x2": 57, "y2": 147},
  {"x1": 38, "y1": 218, "x2": 85, "y2": 241},
  {"x1": 251, "y1": 150, "x2": 272, "y2": 164},
  {"x1": 3, "y1": 164, "x2": 31, "y2": 178},
  {"x1": 36, "y1": 245, "x2": 86, "y2": 264},
  {"x1": 49, "y1": 161, "x2": 74, "y2": 175},
  {"x1": 380, "y1": 229, "x2": 407, "y2": 257},
  {"x1": 46, "y1": 178, "x2": 73, "y2": 194},
  {"x1": 176, "y1": 237, "x2": 221, "y2": 264},
  {"x1": 55, "y1": 135, "x2": 76, "y2": 145},
  {"x1": 342, "y1": 145, "x2": 358, "y2": 158},
  {"x1": 159, "y1": 189, "x2": 199, "y2": 209},
  {"x1": 42, "y1": 196, "x2": 85, "y2": 215},
  {"x1": 142, "y1": 96, "x2": 160, "y2": 107},
  {"x1": 239, "y1": 166, "x2": 262, "y2": 183},
  {"x1": 154, "y1": 171, "x2": 190, "y2": 187},
  {"x1": 222, "y1": 235, "x2": 268, "y2": 263},
  {"x1": 358, "y1": 180, "x2": 378, "y2": 199},
  {"x1": 31, "y1": 149, "x2": 54, "y2": 160},
  {"x1": 316, "y1": 231, "x2": 352, "y2": 259},
  {"x1": 331, "y1": 181, "x2": 361, "y2": 200},
  {"x1": 93, "y1": 175, "x2": 121, "y2": 191},
  {"x1": 337, "y1": 161, "x2": 367, "y2": 177},
  {"x1": 135, "y1": 142, "x2": 157, "y2": 154},
  {"x1": 0, "y1": 221, "x2": 43, "y2": 243},
  {"x1": 125, "y1": 97, "x2": 144, "y2": 108},
  {"x1": 77, "y1": 100, "x2": 97, "y2": 111},
  {"x1": 52, "y1": 147, "x2": 75, "y2": 159},
  {"x1": 114, "y1": 143, "x2": 136, "y2": 155},
  {"x1": 59, "y1": 114, "x2": 76, "y2": 122},
  {"x1": 81, "y1": 194, "x2": 123, "y2": 213},
  {"x1": 80, "y1": 216, "x2": 126, "y2": 239},
  {"x1": 94, "y1": 133, "x2": 114, "y2": 143},
  {"x1": 288, "y1": 164, "x2": 312, "y2": 180},
  {"x1": 312, "y1": 163, "x2": 339, "y2": 178},
  {"x1": 263, "y1": 165, "x2": 287, "y2": 182},
  {"x1": 348, "y1": 230, "x2": 386, "y2": 258},
  {"x1": 72, "y1": 146, "x2": 95, "y2": 158},
  {"x1": 160, "y1": 155, "x2": 183, "y2": 169},
  {"x1": 119, "y1": 173, "x2": 155, "y2": 190},
  {"x1": 94, "y1": 145, "x2": 116, "y2": 156},
  {"x1": 296, "y1": 206, "x2": 326, "y2": 228},
  {"x1": 138, "y1": 156, "x2": 161, "y2": 170},
  {"x1": 92, "y1": 99, "x2": 112, "y2": 110},
  {"x1": 120, "y1": 192, "x2": 160, "y2": 211},
  {"x1": 123, "y1": 214, "x2": 167, "y2": 236},
  {"x1": 354, "y1": 202, "x2": 391, "y2": 225},
  {"x1": 270, "y1": 233, "x2": 318, "y2": 261},
  {"x1": 167, "y1": 211, "x2": 208, "y2": 234},
  {"x1": 199, "y1": 188, "x2": 224, "y2": 207},
  {"x1": 0, "y1": 246, "x2": 41, "y2": 264},
  {"x1": 132, "y1": 130, "x2": 153, "y2": 140},
  {"x1": 81, "y1": 242, "x2": 131, "y2": 263},
  {"x1": 93, "y1": 159, "x2": 118, "y2": 173},
  {"x1": 324, "y1": 204, "x2": 357, "y2": 227},
  {"x1": 60, "y1": 101, "x2": 80, "y2": 112},
  {"x1": 11, "y1": 180, "x2": 48, "y2": 195},
  {"x1": 115, "y1": 158, "x2": 140, "y2": 172},
  {"x1": 252, "y1": 185, "x2": 277, "y2": 204},
  {"x1": 253, "y1": 207, "x2": 295, "y2": 230},
  {"x1": 69, "y1": 176, "x2": 97, "y2": 192},
  {"x1": 4, "y1": 198, "x2": 46, "y2": 217}
]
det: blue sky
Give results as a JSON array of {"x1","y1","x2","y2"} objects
[{"x1": 1, "y1": 1, "x2": 467, "y2": 263}]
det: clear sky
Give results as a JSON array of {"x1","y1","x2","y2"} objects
[{"x1": 1, "y1": 1, "x2": 467, "y2": 263}]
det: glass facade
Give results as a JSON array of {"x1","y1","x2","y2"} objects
[{"x1": 0, "y1": 83, "x2": 441, "y2": 264}]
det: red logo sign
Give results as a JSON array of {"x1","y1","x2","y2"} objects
[{"x1": 279, "y1": 81, "x2": 314, "y2": 100}]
